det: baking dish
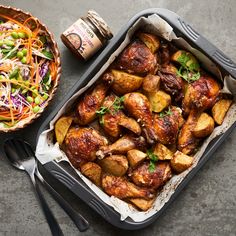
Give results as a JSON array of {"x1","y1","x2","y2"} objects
[{"x1": 36, "y1": 8, "x2": 236, "y2": 230}]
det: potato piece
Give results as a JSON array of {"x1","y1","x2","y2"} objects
[
  {"x1": 127, "y1": 149, "x2": 147, "y2": 168},
  {"x1": 147, "y1": 90, "x2": 171, "y2": 112},
  {"x1": 80, "y1": 162, "x2": 102, "y2": 186},
  {"x1": 55, "y1": 116, "x2": 73, "y2": 145},
  {"x1": 171, "y1": 50, "x2": 199, "y2": 71},
  {"x1": 137, "y1": 32, "x2": 160, "y2": 54},
  {"x1": 129, "y1": 198, "x2": 155, "y2": 211},
  {"x1": 142, "y1": 74, "x2": 160, "y2": 93},
  {"x1": 212, "y1": 99, "x2": 232, "y2": 125},
  {"x1": 98, "y1": 155, "x2": 128, "y2": 176},
  {"x1": 153, "y1": 143, "x2": 174, "y2": 160},
  {"x1": 111, "y1": 70, "x2": 143, "y2": 95},
  {"x1": 170, "y1": 151, "x2": 194, "y2": 173},
  {"x1": 193, "y1": 113, "x2": 214, "y2": 138}
]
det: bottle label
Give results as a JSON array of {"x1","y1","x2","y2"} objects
[{"x1": 63, "y1": 18, "x2": 102, "y2": 59}]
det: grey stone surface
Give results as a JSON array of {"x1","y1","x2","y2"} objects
[{"x1": 0, "y1": 0, "x2": 236, "y2": 235}]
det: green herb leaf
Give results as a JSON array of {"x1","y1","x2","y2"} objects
[
  {"x1": 177, "y1": 66, "x2": 200, "y2": 83},
  {"x1": 159, "y1": 107, "x2": 172, "y2": 118},
  {"x1": 147, "y1": 149, "x2": 158, "y2": 172},
  {"x1": 148, "y1": 161, "x2": 156, "y2": 173},
  {"x1": 177, "y1": 51, "x2": 190, "y2": 67},
  {"x1": 42, "y1": 49, "x2": 54, "y2": 60}
]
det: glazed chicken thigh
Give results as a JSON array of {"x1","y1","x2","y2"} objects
[
  {"x1": 64, "y1": 127, "x2": 108, "y2": 168},
  {"x1": 182, "y1": 76, "x2": 220, "y2": 115},
  {"x1": 129, "y1": 162, "x2": 172, "y2": 190},
  {"x1": 115, "y1": 40, "x2": 157, "y2": 75},
  {"x1": 100, "y1": 94, "x2": 141, "y2": 138}
]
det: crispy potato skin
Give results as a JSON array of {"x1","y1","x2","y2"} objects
[
  {"x1": 80, "y1": 162, "x2": 102, "y2": 186},
  {"x1": 115, "y1": 41, "x2": 157, "y2": 75},
  {"x1": 153, "y1": 143, "x2": 173, "y2": 160},
  {"x1": 110, "y1": 70, "x2": 143, "y2": 95},
  {"x1": 137, "y1": 32, "x2": 160, "y2": 54},
  {"x1": 170, "y1": 151, "x2": 194, "y2": 173},
  {"x1": 127, "y1": 149, "x2": 147, "y2": 168},
  {"x1": 129, "y1": 198, "x2": 155, "y2": 211},
  {"x1": 99, "y1": 155, "x2": 128, "y2": 176},
  {"x1": 64, "y1": 127, "x2": 108, "y2": 168},
  {"x1": 193, "y1": 113, "x2": 214, "y2": 138},
  {"x1": 129, "y1": 162, "x2": 172, "y2": 189},
  {"x1": 55, "y1": 116, "x2": 73, "y2": 145},
  {"x1": 148, "y1": 90, "x2": 171, "y2": 113},
  {"x1": 212, "y1": 99, "x2": 232, "y2": 125}
]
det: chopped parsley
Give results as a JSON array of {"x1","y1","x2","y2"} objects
[
  {"x1": 147, "y1": 149, "x2": 158, "y2": 172},
  {"x1": 176, "y1": 51, "x2": 200, "y2": 83},
  {"x1": 159, "y1": 107, "x2": 172, "y2": 118},
  {"x1": 96, "y1": 96, "x2": 124, "y2": 125}
]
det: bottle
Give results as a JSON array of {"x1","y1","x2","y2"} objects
[{"x1": 61, "y1": 10, "x2": 113, "y2": 60}]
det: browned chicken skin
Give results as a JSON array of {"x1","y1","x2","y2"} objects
[
  {"x1": 123, "y1": 92, "x2": 157, "y2": 144},
  {"x1": 115, "y1": 40, "x2": 157, "y2": 75},
  {"x1": 77, "y1": 75, "x2": 111, "y2": 125},
  {"x1": 152, "y1": 106, "x2": 184, "y2": 145},
  {"x1": 129, "y1": 161, "x2": 172, "y2": 189},
  {"x1": 96, "y1": 134, "x2": 146, "y2": 159},
  {"x1": 178, "y1": 110, "x2": 200, "y2": 155},
  {"x1": 182, "y1": 76, "x2": 220, "y2": 115},
  {"x1": 64, "y1": 127, "x2": 108, "y2": 168},
  {"x1": 102, "y1": 174, "x2": 154, "y2": 199},
  {"x1": 101, "y1": 94, "x2": 141, "y2": 138}
]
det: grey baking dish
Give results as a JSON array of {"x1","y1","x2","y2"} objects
[{"x1": 36, "y1": 8, "x2": 236, "y2": 230}]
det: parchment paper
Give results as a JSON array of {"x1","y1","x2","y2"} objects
[{"x1": 36, "y1": 14, "x2": 236, "y2": 222}]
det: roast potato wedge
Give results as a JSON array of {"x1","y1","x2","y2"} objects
[
  {"x1": 129, "y1": 198, "x2": 155, "y2": 211},
  {"x1": 212, "y1": 99, "x2": 232, "y2": 125},
  {"x1": 55, "y1": 116, "x2": 73, "y2": 145},
  {"x1": 148, "y1": 90, "x2": 171, "y2": 113},
  {"x1": 170, "y1": 151, "x2": 194, "y2": 173},
  {"x1": 80, "y1": 162, "x2": 102, "y2": 186},
  {"x1": 142, "y1": 74, "x2": 160, "y2": 93},
  {"x1": 111, "y1": 70, "x2": 143, "y2": 95},
  {"x1": 153, "y1": 143, "x2": 174, "y2": 160},
  {"x1": 98, "y1": 155, "x2": 128, "y2": 176},
  {"x1": 193, "y1": 113, "x2": 214, "y2": 138},
  {"x1": 137, "y1": 32, "x2": 160, "y2": 54},
  {"x1": 171, "y1": 50, "x2": 200, "y2": 71},
  {"x1": 127, "y1": 149, "x2": 147, "y2": 168}
]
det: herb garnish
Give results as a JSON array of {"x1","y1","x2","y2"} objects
[
  {"x1": 147, "y1": 149, "x2": 158, "y2": 172},
  {"x1": 176, "y1": 51, "x2": 200, "y2": 83},
  {"x1": 159, "y1": 107, "x2": 172, "y2": 118},
  {"x1": 96, "y1": 96, "x2": 124, "y2": 125}
]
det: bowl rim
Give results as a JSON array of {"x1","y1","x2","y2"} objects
[{"x1": 0, "y1": 5, "x2": 62, "y2": 132}]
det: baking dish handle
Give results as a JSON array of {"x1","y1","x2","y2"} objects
[{"x1": 134, "y1": 8, "x2": 236, "y2": 79}]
